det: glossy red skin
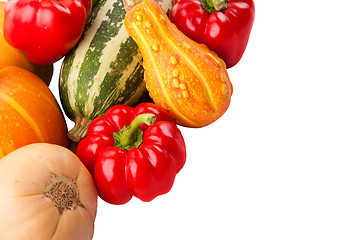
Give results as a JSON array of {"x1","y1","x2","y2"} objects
[
  {"x1": 76, "y1": 103, "x2": 185, "y2": 205},
  {"x1": 81, "y1": 0, "x2": 92, "y2": 19},
  {"x1": 3, "y1": 0, "x2": 91, "y2": 65},
  {"x1": 169, "y1": 0, "x2": 255, "y2": 68}
]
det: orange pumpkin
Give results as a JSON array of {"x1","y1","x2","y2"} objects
[
  {"x1": 0, "y1": 2, "x2": 53, "y2": 85},
  {"x1": 0, "y1": 65, "x2": 68, "y2": 158}
]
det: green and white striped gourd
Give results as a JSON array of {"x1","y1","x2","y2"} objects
[{"x1": 60, "y1": 0, "x2": 173, "y2": 142}]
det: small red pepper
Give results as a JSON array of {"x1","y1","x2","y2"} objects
[
  {"x1": 169, "y1": 0, "x2": 255, "y2": 68},
  {"x1": 3, "y1": 0, "x2": 92, "y2": 65},
  {"x1": 76, "y1": 103, "x2": 186, "y2": 204}
]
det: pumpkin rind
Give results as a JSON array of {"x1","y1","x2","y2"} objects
[
  {"x1": 0, "y1": 143, "x2": 97, "y2": 240},
  {"x1": 0, "y1": 65, "x2": 68, "y2": 158},
  {"x1": 124, "y1": 0, "x2": 233, "y2": 128}
]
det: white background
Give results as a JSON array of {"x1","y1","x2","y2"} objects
[{"x1": 34, "y1": 0, "x2": 360, "y2": 239}]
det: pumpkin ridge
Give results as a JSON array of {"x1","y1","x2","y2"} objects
[
  {"x1": 0, "y1": 92, "x2": 45, "y2": 142},
  {"x1": 14, "y1": 192, "x2": 43, "y2": 198},
  {"x1": 143, "y1": 3, "x2": 217, "y2": 111},
  {"x1": 51, "y1": 211, "x2": 62, "y2": 240},
  {"x1": 38, "y1": 91, "x2": 61, "y2": 114},
  {"x1": 78, "y1": 202, "x2": 96, "y2": 220}
]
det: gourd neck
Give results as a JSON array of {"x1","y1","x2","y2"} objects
[{"x1": 68, "y1": 116, "x2": 92, "y2": 143}]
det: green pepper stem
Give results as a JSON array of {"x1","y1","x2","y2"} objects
[
  {"x1": 200, "y1": 0, "x2": 227, "y2": 13},
  {"x1": 210, "y1": 0, "x2": 227, "y2": 11},
  {"x1": 116, "y1": 113, "x2": 156, "y2": 150}
]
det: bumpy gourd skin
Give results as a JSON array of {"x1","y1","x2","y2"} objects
[{"x1": 124, "y1": 0, "x2": 233, "y2": 128}]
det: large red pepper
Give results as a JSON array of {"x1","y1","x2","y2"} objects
[
  {"x1": 76, "y1": 103, "x2": 186, "y2": 204},
  {"x1": 3, "y1": 0, "x2": 92, "y2": 65},
  {"x1": 169, "y1": 0, "x2": 255, "y2": 68}
]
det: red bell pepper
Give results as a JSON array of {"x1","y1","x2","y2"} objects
[
  {"x1": 3, "y1": 0, "x2": 92, "y2": 65},
  {"x1": 76, "y1": 103, "x2": 186, "y2": 204},
  {"x1": 169, "y1": 0, "x2": 255, "y2": 68}
]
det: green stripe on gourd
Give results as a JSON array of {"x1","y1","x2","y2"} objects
[{"x1": 60, "y1": 0, "x2": 173, "y2": 142}]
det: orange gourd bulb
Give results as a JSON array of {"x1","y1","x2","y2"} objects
[{"x1": 124, "y1": 0, "x2": 232, "y2": 127}]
